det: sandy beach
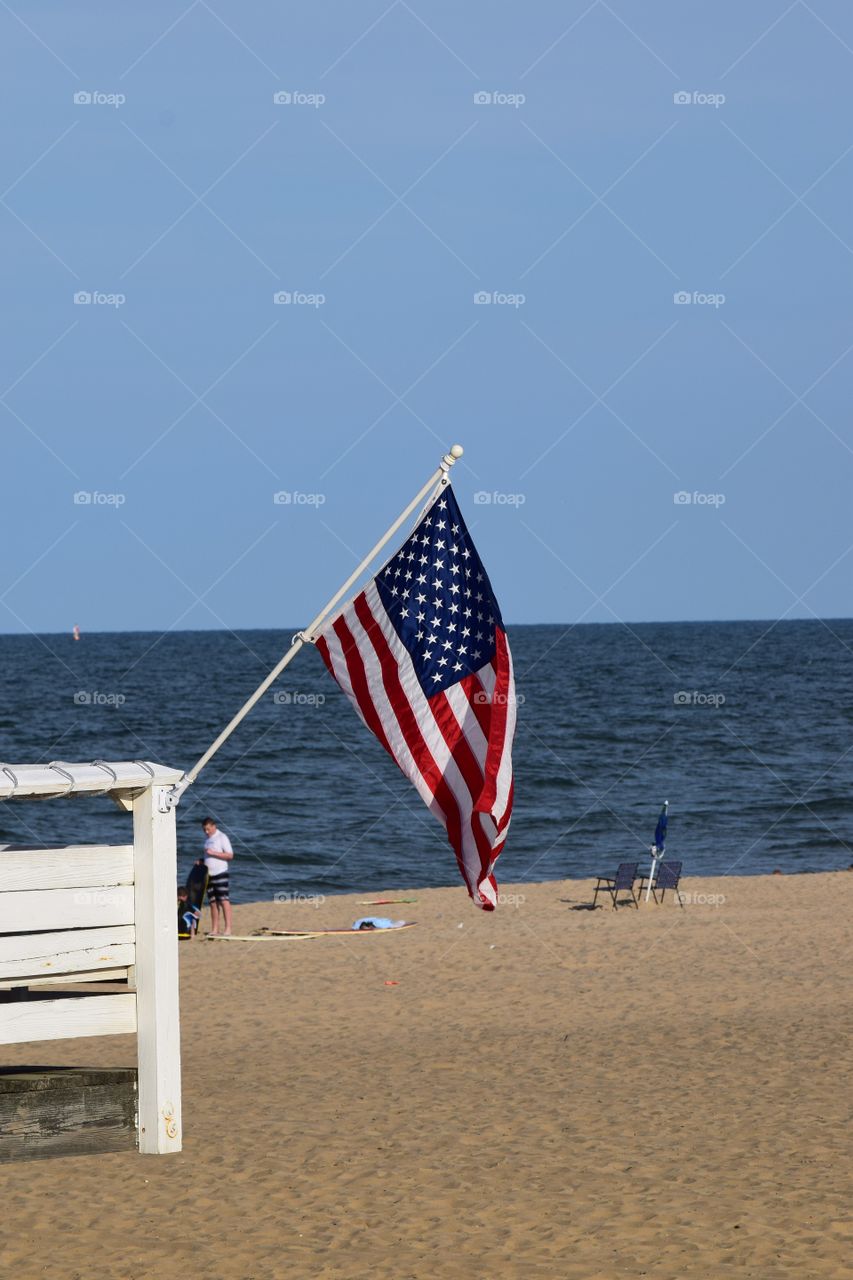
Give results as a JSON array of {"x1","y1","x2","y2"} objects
[{"x1": 0, "y1": 871, "x2": 850, "y2": 1279}]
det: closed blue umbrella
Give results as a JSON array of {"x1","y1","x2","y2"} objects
[
  {"x1": 654, "y1": 802, "x2": 668, "y2": 854},
  {"x1": 645, "y1": 801, "x2": 669, "y2": 902}
]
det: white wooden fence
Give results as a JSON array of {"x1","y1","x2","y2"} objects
[{"x1": 0, "y1": 761, "x2": 183, "y2": 1155}]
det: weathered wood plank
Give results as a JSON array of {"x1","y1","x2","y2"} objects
[
  {"x1": 0, "y1": 993, "x2": 137, "y2": 1045},
  {"x1": 0, "y1": 845, "x2": 133, "y2": 892},
  {"x1": 0, "y1": 934, "x2": 134, "y2": 983},
  {"x1": 0, "y1": 1068, "x2": 137, "y2": 1162},
  {"x1": 0, "y1": 963, "x2": 132, "y2": 990},
  {"x1": 0, "y1": 885, "x2": 135, "y2": 934},
  {"x1": 0, "y1": 925, "x2": 135, "y2": 966}
]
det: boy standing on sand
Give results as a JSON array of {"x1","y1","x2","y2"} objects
[{"x1": 202, "y1": 816, "x2": 233, "y2": 937}]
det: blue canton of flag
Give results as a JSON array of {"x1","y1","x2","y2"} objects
[{"x1": 375, "y1": 488, "x2": 503, "y2": 697}]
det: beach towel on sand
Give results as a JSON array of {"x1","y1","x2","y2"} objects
[{"x1": 352, "y1": 917, "x2": 406, "y2": 930}]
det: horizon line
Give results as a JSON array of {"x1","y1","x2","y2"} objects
[{"x1": 1, "y1": 616, "x2": 852, "y2": 639}]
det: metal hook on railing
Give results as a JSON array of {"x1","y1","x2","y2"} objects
[
  {"x1": 44, "y1": 762, "x2": 76, "y2": 798},
  {"x1": 90, "y1": 760, "x2": 119, "y2": 796},
  {"x1": 0, "y1": 765, "x2": 18, "y2": 801}
]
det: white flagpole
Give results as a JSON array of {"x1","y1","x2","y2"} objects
[{"x1": 166, "y1": 444, "x2": 464, "y2": 807}]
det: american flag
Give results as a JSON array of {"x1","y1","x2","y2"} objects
[{"x1": 314, "y1": 484, "x2": 516, "y2": 909}]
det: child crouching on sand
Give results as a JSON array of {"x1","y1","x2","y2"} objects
[{"x1": 177, "y1": 886, "x2": 201, "y2": 939}]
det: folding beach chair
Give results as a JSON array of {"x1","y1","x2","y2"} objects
[
  {"x1": 592, "y1": 862, "x2": 639, "y2": 910},
  {"x1": 638, "y1": 860, "x2": 684, "y2": 907}
]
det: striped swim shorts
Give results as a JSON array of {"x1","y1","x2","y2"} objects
[{"x1": 207, "y1": 871, "x2": 230, "y2": 903}]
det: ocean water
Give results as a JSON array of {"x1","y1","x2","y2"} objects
[{"x1": 1, "y1": 621, "x2": 851, "y2": 900}]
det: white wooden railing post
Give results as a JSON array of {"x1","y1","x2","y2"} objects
[{"x1": 133, "y1": 784, "x2": 182, "y2": 1154}]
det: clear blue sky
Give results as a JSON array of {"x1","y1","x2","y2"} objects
[{"x1": 2, "y1": 1, "x2": 851, "y2": 632}]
